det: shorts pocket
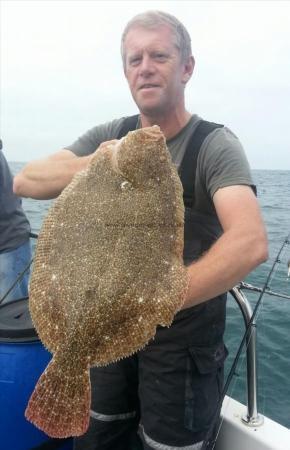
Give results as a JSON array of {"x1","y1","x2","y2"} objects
[{"x1": 184, "y1": 341, "x2": 228, "y2": 432}]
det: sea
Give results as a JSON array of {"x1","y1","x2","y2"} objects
[{"x1": 8, "y1": 163, "x2": 290, "y2": 430}]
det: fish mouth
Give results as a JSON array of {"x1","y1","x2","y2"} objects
[
  {"x1": 110, "y1": 138, "x2": 134, "y2": 184},
  {"x1": 111, "y1": 139, "x2": 123, "y2": 174}
]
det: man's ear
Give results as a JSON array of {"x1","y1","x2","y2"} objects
[{"x1": 182, "y1": 55, "x2": 195, "y2": 84}]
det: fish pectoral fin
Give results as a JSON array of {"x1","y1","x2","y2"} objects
[{"x1": 25, "y1": 354, "x2": 91, "y2": 438}]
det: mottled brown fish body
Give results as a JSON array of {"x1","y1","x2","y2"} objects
[{"x1": 25, "y1": 126, "x2": 188, "y2": 438}]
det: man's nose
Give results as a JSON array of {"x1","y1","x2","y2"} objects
[{"x1": 139, "y1": 55, "x2": 155, "y2": 76}]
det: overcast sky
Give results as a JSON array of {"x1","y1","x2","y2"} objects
[{"x1": 1, "y1": 0, "x2": 290, "y2": 169}]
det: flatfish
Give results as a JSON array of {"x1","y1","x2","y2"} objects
[{"x1": 25, "y1": 126, "x2": 188, "y2": 438}]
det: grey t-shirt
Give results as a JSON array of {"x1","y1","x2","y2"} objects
[
  {"x1": 65, "y1": 114, "x2": 254, "y2": 211},
  {"x1": 0, "y1": 150, "x2": 31, "y2": 253}
]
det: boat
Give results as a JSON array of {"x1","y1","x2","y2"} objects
[
  {"x1": 0, "y1": 236, "x2": 289, "y2": 450},
  {"x1": 215, "y1": 282, "x2": 290, "y2": 450},
  {"x1": 213, "y1": 233, "x2": 290, "y2": 449}
]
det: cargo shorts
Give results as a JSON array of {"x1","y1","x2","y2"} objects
[{"x1": 74, "y1": 296, "x2": 227, "y2": 450}]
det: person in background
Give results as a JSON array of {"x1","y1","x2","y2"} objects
[
  {"x1": 0, "y1": 139, "x2": 32, "y2": 304},
  {"x1": 13, "y1": 10, "x2": 268, "y2": 450}
]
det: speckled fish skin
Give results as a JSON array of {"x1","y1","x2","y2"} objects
[{"x1": 25, "y1": 126, "x2": 188, "y2": 438}]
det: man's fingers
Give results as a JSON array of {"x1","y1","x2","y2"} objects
[{"x1": 96, "y1": 139, "x2": 119, "y2": 151}]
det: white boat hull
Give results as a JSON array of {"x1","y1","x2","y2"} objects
[{"x1": 215, "y1": 396, "x2": 290, "y2": 450}]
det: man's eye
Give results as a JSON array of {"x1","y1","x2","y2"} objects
[
  {"x1": 154, "y1": 54, "x2": 167, "y2": 61},
  {"x1": 129, "y1": 57, "x2": 141, "y2": 66}
]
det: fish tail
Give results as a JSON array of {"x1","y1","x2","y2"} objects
[{"x1": 25, "y1": 355, "x2": 91, "y2": 438}]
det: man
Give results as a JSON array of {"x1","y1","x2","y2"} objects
[
  {"x1": 14, "y1": 10, "x2": 268, "y2": 450},
  {"x1": 0, "y1": 140, "x2": 32, "y2": 304}
]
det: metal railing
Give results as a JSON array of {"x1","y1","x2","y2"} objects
[
  {"x1": 230, "y1": 282, "x2": 290, "y2": 427},
  {"x1": 230, "y1": 286, "x2": 263, "y2": 426}
]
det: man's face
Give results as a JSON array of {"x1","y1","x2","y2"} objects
[{"x1": 123, "y1": 25, "x2": 191, "y2": 117}]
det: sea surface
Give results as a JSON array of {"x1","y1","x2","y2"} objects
[{"x1": 8, "y1": 164, "x2": 290, "y2": 429}]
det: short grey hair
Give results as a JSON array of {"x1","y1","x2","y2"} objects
[{"x1": 121, "y1": 10, "x2": 192, "y2": 68}]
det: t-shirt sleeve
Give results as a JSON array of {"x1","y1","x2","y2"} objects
[
  {"x1": 198, "y1": 126, "x2": 255, "y2": 199},
  {"x1": 64, "y1": 118, "x2": 126, "y2": 156}
]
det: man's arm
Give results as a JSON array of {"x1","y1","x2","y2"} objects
[
  {"x1": 182, "y1": 185, "x2": 268, "y2": 309},
  {"x1": 13, "y1": 149, "x2": 93, "y2": 200}
]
